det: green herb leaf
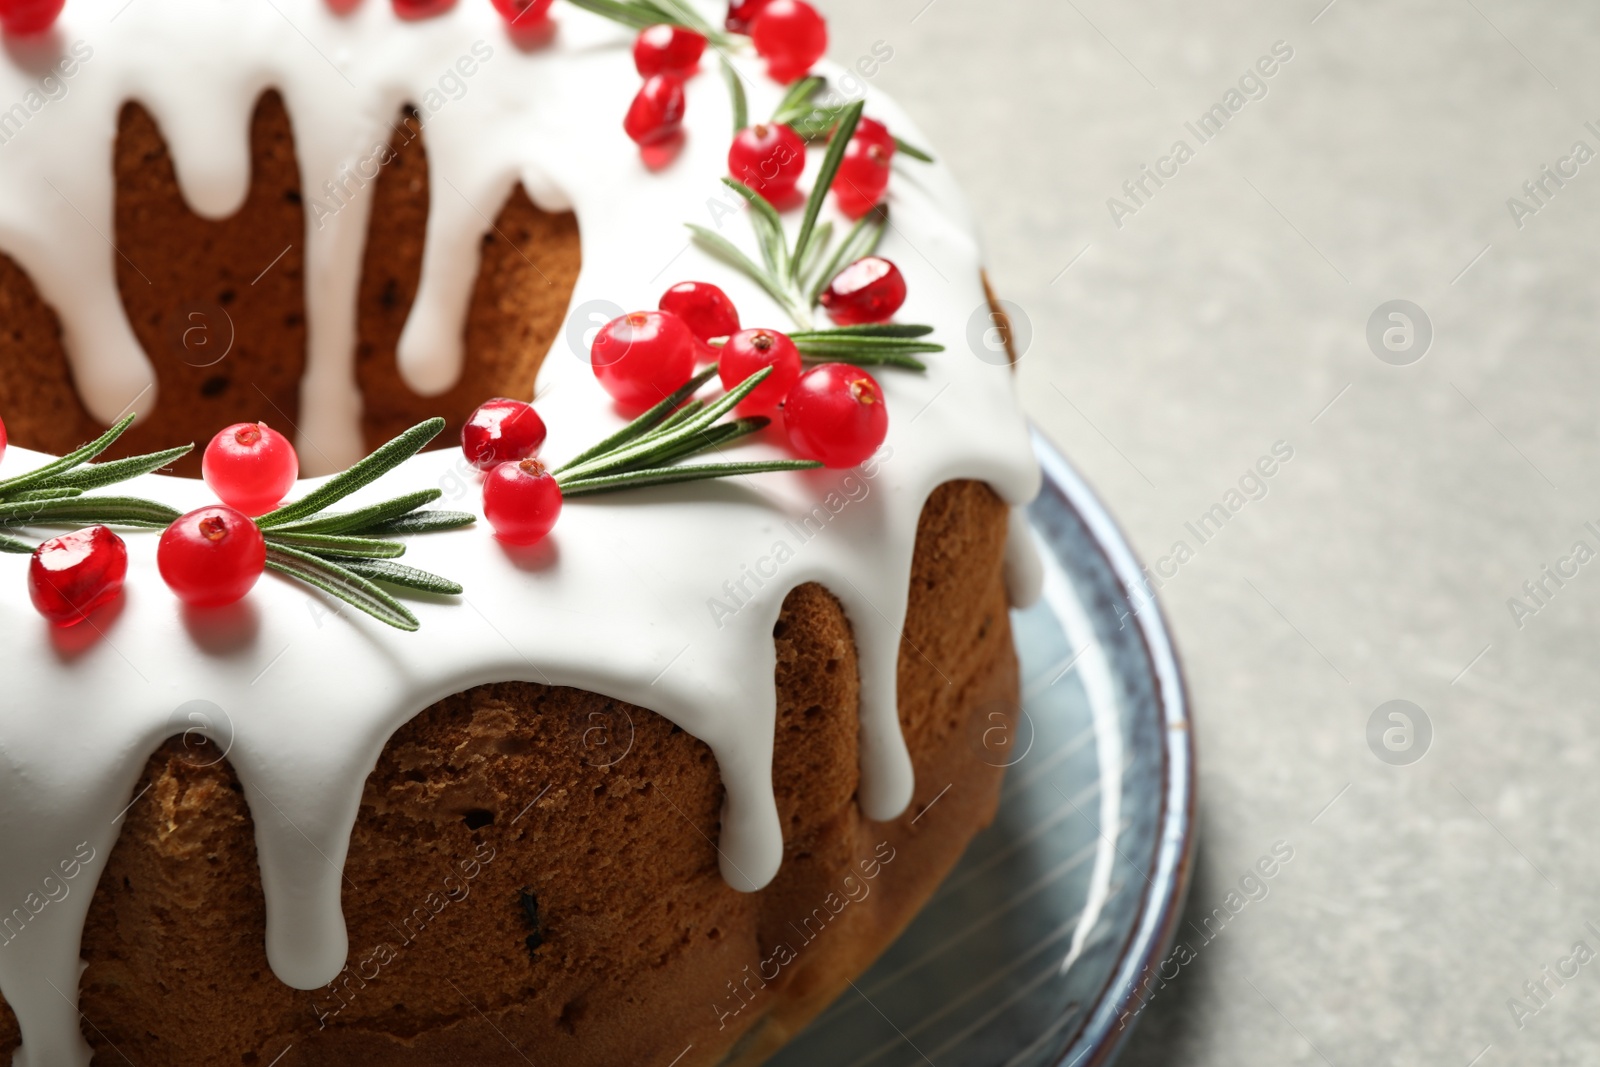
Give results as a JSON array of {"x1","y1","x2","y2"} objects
[
  {"x1": 263, "y1": 531, "x2": 408, "y2": 559},
  {"x1": 721, "y1": 56, "x2": 748, "y2": 134},
  {"x1": 331, "y1": 559, "x2": 464, "y2": 596},
  {"x1": 560, "y1": 459, "x2": 823, "y2": 497},
  {"x1": 789, "y1": 334, "x2": 943, "y2": 355},
  {"x1": 0, "y1": 495, "x2": 181, "y2": 529},
  {"x1": 8, "y1": 488, "x2": 84, "y2": 503},
  {"x1": 559, "y1": 367, "x2": 775, "y2": 483},
  {"x1": 562, "y1": 0, "x2": 659, "y2": 30},
  {"x1": 809, "y1": 206, "x2": 886, "y2": 304},
  {"x1": 554, "y1": 365, "x2": 720, "y2": 475},
  {"x1": 0, "y1": 414, "x2": 136, "y2": 498},
  {"x1": 791, "y1": 347, "x2": 929, "y2": 371},
  {"x1": 49, "y1": 444, "x2": 194, "y2": 492},
  {"x1": 792, "y1": 323, "x2": 934, "y2": 338},
  {"x1": 258, "y1": 419, "x2": 444, "y2": 528},
  {"x1": 791, "y1": 100, "x2": 864, "y2": 286},
  {"x1": 722, "y1": 178, "x2": 790, "y2": 279},
  {"x1": 367, "y1": 511, "x2": 480, "y2": 536},
  {"x1": 686, "y1": 224, "x2": 810, "y2": 324},
  {"x1": 272, "y1": 489, "x2": 443, "y2": 535},
  {"x1": 0, "y1": 533, "x2": 34, "y2": 554},
  {"x1": 630, "y1": 416, "x2": 771, "y2": 468},
  {"x1": 265, "y1": 545, "x2": 420, "y2": 632},
  {"x1": 772, "y1": 76, "x2": 824, "y2": 125},
  {"x1": 894, "y1": 137, "x2": 935, "y2": 162}
]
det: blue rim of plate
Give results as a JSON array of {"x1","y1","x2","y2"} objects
[{"x1": 1030, "y1": 426, "x2": 1197, "y2": 1067}]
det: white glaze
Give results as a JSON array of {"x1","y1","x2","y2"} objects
[{"x1": 0, "y1": 3, "x2": 1039, "y2": 1063}]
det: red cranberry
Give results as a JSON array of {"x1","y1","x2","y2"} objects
[
  {"x1": 634, "y1": 24, "x2": 706, "y2": 79},
  {"x1": 483, "y1": 458, "x2": 563, "y2": 545},
  {"x1": 819, "y1": 256, "x2": 907, "y2": 326},
  {"x1": 831, "y1": 139, "x2": 892, "y2": 219},
  {"x1": 659, "y1": 281, "x2": 741, "y2": 344},
  {"x1": 490, "y1": 0, "x2": 553, "y2": 24},
  {"x1": 720, "y1": 329, "x2": 802, "y2": 413},
  {"x1": 783, "y1": 364, "x2": 888, "y2": 469},
  {"x1": 624, "y1": 74, "x2": 687, "y2": 147},
  {"x1": 29, "y1": 527, "x2": 127, "y2": 626},
  {"x1": 851, "y1": 117, "x2": 896, "y2": 157},
  {"x1": 158, "y1": 506, "x2": 267, "y2": 609},
  {"x1": 591, "y1": 311, "x2": 697, "y2": 406},
  {"x1": 0, "y1": 0, "x2": 64, "y2": 34},
  {"x1": 728, "y1": 124, "x2": 806, "y2": 202},
  {"x1": 391, "y1": 0, "x2": 455, "y2": 18},
  {"x1": 725, "y1": 0, "x2": 770, "y2": 33},
  {"x1": 202, "y1": 423, "x2": 300, "y2": 517},
  {"x1": 462, "y1": 398, "x2": 548, "y2": 471},
  {"x1": 750, "y1": 0, "x2": 827, "y2": 83}
]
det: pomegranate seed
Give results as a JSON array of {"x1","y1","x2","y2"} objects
[
  {"x1": 783, "y1": 364, "x2": 888, "y2": 469},
  {"x1": 819, "y1": 256, "x2": 907, "y2": 326},
  {"x1": 591, "y1": 310, "x2": 697, "y2": 406},
  {"x1": 831, "y1": 139, "x2": 892, "y2": 219},
  {"x1": 659, "y1": 281, "x2": 741, "y2": 344},
  {"x1": 0, "y1": 414, "x2": 7, "y2": 466},
  {"x1": 391, "y1": 0, "x2": 455, "y2": 18},
  {"x1": 850, "y1": 117, "x2": 897, "y2": 157},
  {"x1": 750, "y1": 0, "x2": 827, "y2": 83},
  {"x1": 29, "y1": 527, "x2": 127, "y2": 626},
  {"x1": 634, "y1": 24, "x2": 706, "y2": 79},
  {"x1": 728, "y1": 124, "x2": 806, "y2": 203},
  {"x1": 624, "y1": 74, "x2": 687, "y2": 147},
  {"x1": 720, "y1": 329, "x2": 802, "y2": 413},
  {"x1": 462, "y1": 398, "x2": 548, "y2": 471},
  {"x1": 0, "y1": 0, "x2": 64, "y2": 34},
  {"x1": 158, "y1": 506, "x2": 267, "y2": 609},
  {"x1": 202, "y1": 423, "x2": 299, "y2": 517},
  {"x1": 483, "y1": 458, "x2": 563, "y2": 545},
  {"x1": 725, "y1": 0, "x2": 770, "y2": 33},
  {"x1": 490, "y1": 0, "x2": 553, "y2": 25}
]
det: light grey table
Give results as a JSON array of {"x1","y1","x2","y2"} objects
[{"x1": 823, "y1": 1, "x2": 1600, "y2": 1063}]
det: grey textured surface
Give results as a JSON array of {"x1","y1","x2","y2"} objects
[{"x1": 822, "y1": 1, "x2": 1600, "y2": 1064}]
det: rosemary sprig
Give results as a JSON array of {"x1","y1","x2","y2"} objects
[
  {"x1": 771, "y1": 77, "x2": 935, "y2": 161},
  {"x1": 251, "y1": 417, "x2": 474, "y2": 629},
  {"x1": 552, "y1": 365, "x2": 821, "y2": 496},
  {"x1": 0, "y1": 415, "x2": 189, "y2": 551},
  {"x1": 687, "y1": 101, "x2": 944, "y2": 367}
]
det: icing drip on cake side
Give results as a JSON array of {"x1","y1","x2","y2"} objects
[{"x1": 0, "y1": 4, "x2": 1040, "y2": 1065}]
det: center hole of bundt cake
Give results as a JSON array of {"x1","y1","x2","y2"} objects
[{"x1": 0, "y1": 94, "x2": 580, "y2": 477}]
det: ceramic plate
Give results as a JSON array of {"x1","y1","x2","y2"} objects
[{"x1": 767, "y1": 429, "x2": 1196, "y2": 1067}]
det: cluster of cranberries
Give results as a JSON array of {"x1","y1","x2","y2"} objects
[
  {"x1": 731, "y1": 113, "x2": 899, "y2": 218},
  {"x1": 20, "y1": 421, "x2": 298, "y2": 626},
  {"x1": 623, "y1": 0, "x2": 828, "y2": 156},
  {"x1": 623, "y1": 23, "x2": 705, "y2": 150}
]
